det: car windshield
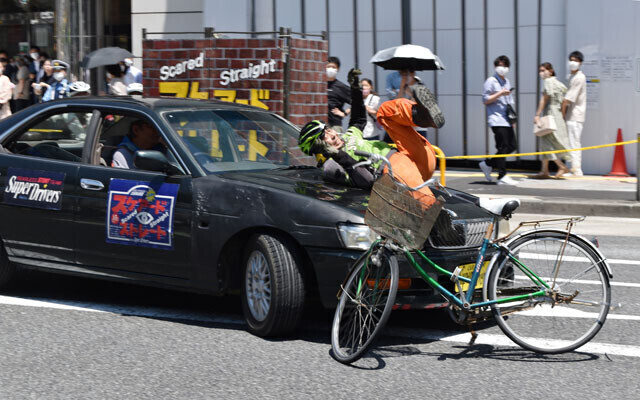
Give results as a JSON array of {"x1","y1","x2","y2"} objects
[{"x1": 162, "y1": 109, "x2": 316, "y2": 173}]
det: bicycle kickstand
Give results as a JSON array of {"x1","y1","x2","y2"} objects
[{"x1": 467, "y1": 324, "x2": 478, "y2": 346}]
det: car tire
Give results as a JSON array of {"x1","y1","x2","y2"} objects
[
  {"x1": 241, "y1": 234, "x2": 305, "y2": 337},
  {"x1": 0, "y1": 242, "x2": 17, "y2": 289}
]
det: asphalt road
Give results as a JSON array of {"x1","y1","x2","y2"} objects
[{"x1": 1, "y1": 216, "x2": 639, "y2": 399}]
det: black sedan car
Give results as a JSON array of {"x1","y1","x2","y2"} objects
[{"x1": 0, "y1": 97, "x2": 495, "y2": 336}]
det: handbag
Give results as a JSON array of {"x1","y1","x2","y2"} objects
[
  {"x1": 506, "y1": 104, "x2": 517, "y2": 124},
  {"x1": 533, "y1": 115, "x2": 557, "y2": 136}
]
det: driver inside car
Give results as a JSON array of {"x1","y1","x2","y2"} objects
[{"x1": 111, "y1": 119, "x2": 166, "y2": 169}]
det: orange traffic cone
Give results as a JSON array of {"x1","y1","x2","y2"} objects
[{"x1": 607, "y1": 128, "x2": 630, "y2": 177}]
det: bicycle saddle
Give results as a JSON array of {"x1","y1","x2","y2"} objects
[{"x1": 479, "y1": 197, "x2": 520, "y2": 219}]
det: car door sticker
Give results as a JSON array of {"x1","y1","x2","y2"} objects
[
  {"x1": 3, "y1": 168, "x2": 65, "y2": 210},
  {"x1": 106, "y1": 179, "x2": 179, "y2": 249}
]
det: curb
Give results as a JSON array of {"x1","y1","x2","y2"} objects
[{"x1": 475, "y1": 194, "x2": 640, "y2": 218}]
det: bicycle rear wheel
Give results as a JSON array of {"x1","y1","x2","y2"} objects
[
  {"x1": 488, "y1": 230, "x2": 611, "y2": 353},
  {"x1": 331, "y1": 244, "x2": 398, "y2": 364}
]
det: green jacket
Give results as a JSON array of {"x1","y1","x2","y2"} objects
[{"x1": 341, "y1": 126, "x2": 392, "y2": 170}]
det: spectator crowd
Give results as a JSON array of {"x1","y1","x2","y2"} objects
[{"x1": 0, "y1": 45, "x2": 143, "y2": 120}]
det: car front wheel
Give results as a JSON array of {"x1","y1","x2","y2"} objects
[{"x1": 241, "y1": 234, "x2": 305, "y2": 337}]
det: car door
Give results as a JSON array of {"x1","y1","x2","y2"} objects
[
  {"x1": 73, "y1": 109, "x2": 194, "y2": 283},
  {"x1": 0, "y1": 108, "x2": 95, "y2": 266}
]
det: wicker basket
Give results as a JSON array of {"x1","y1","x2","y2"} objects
[{"x1": 364, "y1": 174, "x2": 444, "y2": 250}]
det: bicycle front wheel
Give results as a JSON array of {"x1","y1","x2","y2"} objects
[
  {"x1": 331, "y1": 244, "x2": 399, "y2": 364},
  {"x1": 487, "y1": 230, "x2": 611, "y2": 353}
]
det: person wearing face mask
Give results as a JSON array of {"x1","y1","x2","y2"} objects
[
  {"x1": 326, "y1": 56, "x2": 351, "y2": 132},
  {"x1": 561, "y1": 50, "x2": 586, "y2": 177},
  {"x1": 360, "y1": 78, "x2": 382, "y2": 140},
  {"x1": 532, "y1": 62, "x2": 571, "y2": 179},
  {"x1": 42, "y1": 60, "x2": 70, "y2": 102},
  {"x1": 28, "y1": 46, "x2": 41, "y2": 75},
  {"x1": 0, "y1": 60, "x2": 13, "y2": 119},
  {"x1": 122, "y1": 58, "x2": 143, "y2": 86},
  {"x1": 479, "y1": 55, "x2": 518, "y2": 186}
]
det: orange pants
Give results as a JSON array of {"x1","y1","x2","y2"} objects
[{"x1": 376, "y1": 98, "x2": 437, "y2": 207}]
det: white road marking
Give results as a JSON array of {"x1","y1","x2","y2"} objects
[
  {"x1": 513, "y1": 274, "x2": 640, "y2": 288},
  {"x1": 607, "y1": 259, "x2": 640, "y2": 266},
  {"x1": 0, "y1": 295, "x2": 242, "y2": 325},
  {"x1": 2, "y1": 295, "x2": 640, "y2": 358},
  {"x1": 504, "y1": 304, "x2": 640, "y2": 321},
  {"x1": 388, "y1": 328, "x2": 640, "y2": 358},
  {"x1": 518, "y1": 252, "x2": 640, "y2": 266}
]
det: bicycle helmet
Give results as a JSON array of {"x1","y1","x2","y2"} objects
[
  {"x1": 69, "y1": 81, "x2": 91, "y2": 96},
  {"x1": 298, "y1": 120, "x2": 326, "y2": 155}
]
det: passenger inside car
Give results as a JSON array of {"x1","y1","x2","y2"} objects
[{"x1": 111, "y1": 119, "x2": 166, "y2": 169}]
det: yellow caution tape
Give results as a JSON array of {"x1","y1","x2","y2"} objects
[{"x1": 438, "y1": 138, "x2": 639, "y2": 160}]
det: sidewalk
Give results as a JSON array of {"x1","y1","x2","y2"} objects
[{"x1": 436, "y1": 169, "x2": 640, "y2": 218}]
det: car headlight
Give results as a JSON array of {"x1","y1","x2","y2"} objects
[{"x1": 337, "y1": 223, "x2": 378, "y2": 250}]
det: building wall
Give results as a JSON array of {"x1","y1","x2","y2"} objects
[
  {"x1": 142, "y1": 36, "x2": 327, "y2": 124},
  {"x1": 131, "y1": 0, "x2": 205, "y2": 71},
  {"x1": 132, "y1": 0, "x2": 639, "y2": 175}
]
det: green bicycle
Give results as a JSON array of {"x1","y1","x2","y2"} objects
[{"x1": 330, "y1": 153, "x2": 612, "y2": 364}]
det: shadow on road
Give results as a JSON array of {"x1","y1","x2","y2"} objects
[{"x1": 3, "y1": 269, "x2": 605, "y2": 368}]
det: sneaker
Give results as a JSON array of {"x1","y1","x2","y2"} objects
[
  {"x1": 572, "y1": 169, "x2": 584, "y2": 177},
  {"x1": 479, "y1": 161, "x2": 493, "y2": 182},
  {"x1": 497, "y1": 175, "x2": 518, "y2": 185},
  {"x1": 411, "y1": 84, "x2": 445, "y2": 129}
]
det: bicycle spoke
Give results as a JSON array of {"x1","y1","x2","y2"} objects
[
  {"x1": 332, "y1": 246, "x2": 398, "y2": 363},
  {"x1": 489, "y1": 231, "x2": 610, "y2": 354}
]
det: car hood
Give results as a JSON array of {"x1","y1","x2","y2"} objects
[{"x1": 217, "y1": 167, "x2": 370, "y2": 214}]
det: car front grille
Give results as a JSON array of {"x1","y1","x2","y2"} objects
[{"x1": 428, "y1": 217, "x2": 492, "y2": 249}]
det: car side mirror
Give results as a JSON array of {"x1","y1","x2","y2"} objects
[{"x1": 134, "y1": 150, "x2": 183, "y2": 175}]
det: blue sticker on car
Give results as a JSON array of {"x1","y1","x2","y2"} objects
[
  {"x1": 3, "y1": 168, "x2": 65, "y2": 210},
  {"x1": 106, "y1": 179, "x2": 180, "y2": 249}
]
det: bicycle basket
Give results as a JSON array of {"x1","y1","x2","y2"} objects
[{"x1": 364, "y1": 174, "x2": 445, "y2": 250}]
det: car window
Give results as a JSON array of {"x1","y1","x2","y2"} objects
[
  {"x1": 97, "y1": 113, "x2": 180, "y2": 170},
  {"x1": 162, "y1": 109, "x2": 315, "y2": 173},
  {"x1": 6, "y1": 111, "x2": 93, "y2": 162}
]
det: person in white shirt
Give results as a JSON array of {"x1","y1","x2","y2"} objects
[
  {"x1": 562, "y1": 50, "x2": 587, "y2": 177},
  {"x1": 360, "y1": 78, "x2": 382, "y2": 140},
  {"x1": 122, "y1": 58, "x2": 142, "y2": 86},
  {"x1": 106, "y1": 64, "x2": 127, "y2": 96}
]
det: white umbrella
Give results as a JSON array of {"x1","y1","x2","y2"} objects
[{"x1": 370, "y1": 44, "x2": 445, "y2": 71}]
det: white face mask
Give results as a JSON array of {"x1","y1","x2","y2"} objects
[
  {"x1": 495, "y1": 66, "x2": 509, "y2": 76},
  {"x1": 106, "y1": 72, "x2": 113, "y2": 80},
  {"x1": 326, "y1": 67, "x2": 338, "y2": 79},
  {"x1": 53, "y1": 71, "x2": 65, "y2": 81},
  {"x1": 568, "y1": 61, "x2": 581, "y2": 71},
  {"x1": 30, "y1": 52, "x2": 39, "y2": 60}
]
